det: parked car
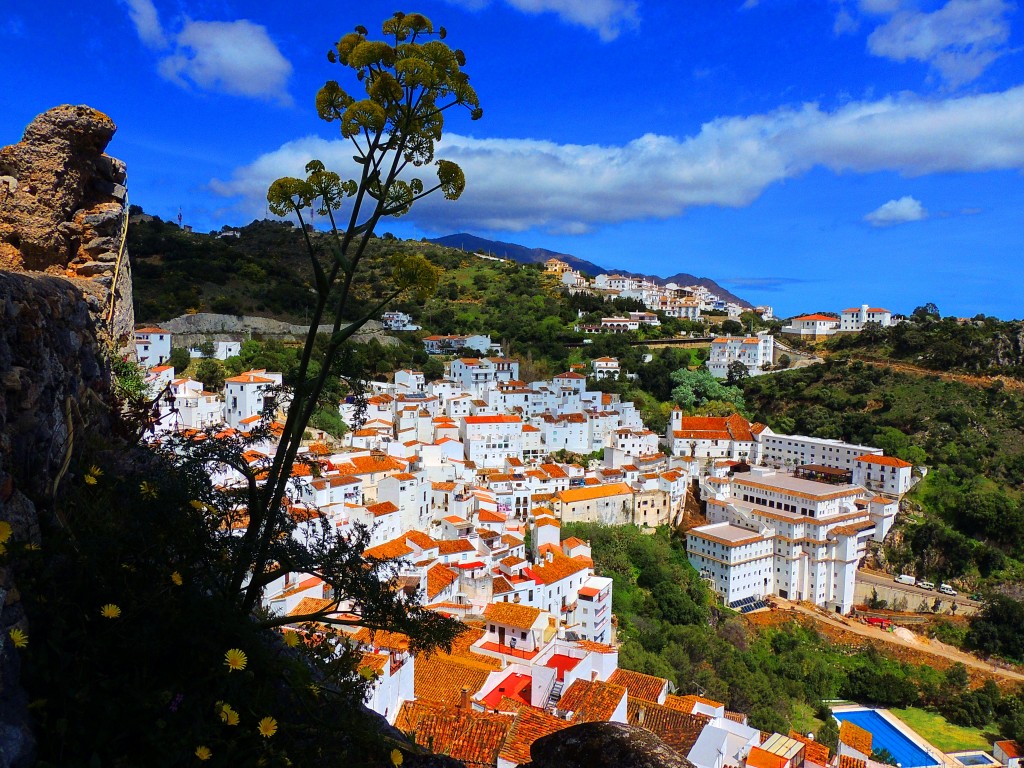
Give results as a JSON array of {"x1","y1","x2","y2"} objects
[
  {"x1": 894, "y1": 574, "x2": 916, "y2": 586},
  {"x1": 918, "y1": 580, "x2": 936, "y2": 591},
  {"x1": 939, "y1": 583, "x2": 958, "y2": 596}
]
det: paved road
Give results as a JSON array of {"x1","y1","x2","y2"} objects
[{"x1": 856, "y1": 570, "x2": 981, "y2": 615}]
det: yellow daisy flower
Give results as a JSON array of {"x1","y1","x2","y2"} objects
[
  {"x1": 0, "y1": 521, "x2": 12, "y2": 544},
  {"x1": 100, "y1": 604, "x2": 121, "y2": 619},
  {"x1": 224, "y1": 648, "x2": 247, "y2": 672},
  {"x1": 391, "y1": 748, "x2": 404, "y2": 766},
  {"x1": 283, "y1": 630, "x2": 299, "y2": 647},
  {"x1": 89, "y1": 465, "x2": 103, "y2": 478},
  {"x1": 195, "y1": 745, "x2": 212, "y2": 761},
  {"x1": 83, "y1": 474, "x2": 97, "y2": 485},
  {"x1": 257, "y1": 716, "x2": 277, "y2": 738},
  {"x1": 8, "y1": 628, "x2": 28, "y2": 648},
  {"x1": 171, "y1": 571, "x2": 183, "y2": 586}
]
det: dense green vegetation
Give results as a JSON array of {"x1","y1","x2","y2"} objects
[{"x1": 824, "y1": 306, "x2": 1024, "y2": 376}]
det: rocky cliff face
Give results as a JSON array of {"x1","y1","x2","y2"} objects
[
  {"x1": 0, "y1": 104, "x2": 135, "y2": 353},
  {"x1": 0, "y1": 105, "x2": 128, "y2": 768}
]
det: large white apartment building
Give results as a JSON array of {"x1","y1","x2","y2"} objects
[
  {"x1": 840, "y1": 304, "x2": 894, "y2": 332},
  {"x1": 756, "y1": 428, "x2": 882, "y2": 472},
  {"x1": 688, "y1": 467, "x2": 897, "y2": 613},
  {"x1": 706, "y1": 334, "x2": 774, "y2": 379}
]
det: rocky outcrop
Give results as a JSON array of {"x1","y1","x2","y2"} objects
[
  {"x1": 520, "y1": 722, "x2": 695, "y2": 768},
  {"x1": 160, "y1": 312, "x2": 397, "y2": 347},
  {"x1": 0, "y1": 105, "x2": 135, "y2": 353}
]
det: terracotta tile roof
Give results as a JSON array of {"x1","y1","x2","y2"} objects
[
  {"x1": 358, "y1": 651, "x2": 389, "y2": 675},
  {"x1": 574, "y1": 640, "x2": 616, "y2": 653},
  {"x1": 609, "y1": 669, "x2": 669, "y2": 703},
  {"x1": 363, "y1": 537, "x2": 413, "y2": 560},
  {"x1": 793, "y1": 314, "x2": 839, "y2": 322},
  {"x1": 427, "y1": 563, "x2": 460, "y2": 600},
  {"x1": 405, "y1": 530, "x2": 438, "y2": 550},
  {"x1": 483, "y1": 602, "x2": 541, "y2": 630},
  {"x1": 748, "y1": 746, "x2": 789, "y2": 768},
  {"x1": 396, "y1": 700, "x2": 512, "y2": 767},
  {"x1": 351, "y1": 627, "x2": 411, "y2": 652},
  {"x1": 556, "y1": 482, "x2": 632, "y2": 504},
  {"x1": 627, "y1": 699, "x2": 710, "y2": 756},
  {"x1": 839, "y1": 720, "x2": 872, "y2": 755},
  {"x1": 464, "y1": 415, "x2": 522, "y2": 424},
  {"x1": 438, "y1": 539, "x2": 477, "y2": 555},
  {"x1": 996, "y1": 741, "x2": 1022, "y2": 759},
  {"x1": 788, "y1": 731, "x2": 830, "y2": 765},
  {"x1": 561, "y1": 536, "x2": 587, "y2": 548},
  {"x1": 837, "y1": 757, "x2": 867, "y2": 768},
  {"x1": 492, "y1": 575, "x2": 515, "y2": 594},
  {"x1": 856, "y1": 454, "x2": 912, "y2": 468},
  {"x1": 413, "y1": 656, "x2": 492, "y2": 709},
  {"x1": 558, "y1": 679, "x2": 627, "y2": 723},
  {"x1": 498, "y1": 707, "x2": 567, "y2": 766},
  {"x1": 287, "y1": 596, "x2": 333, "y2": 617},
  {"x1": 531, "y1": 550, "x2": 590, "y2": 585},
  {"x1": 663, "y1": 694, "x2": 723, "y2": 713},
  {"x1": 367, "y1": 501, "x2": 399, "y2": 516}
]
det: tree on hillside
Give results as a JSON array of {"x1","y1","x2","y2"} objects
[
  {"x1": 173, "y1": 11, "x2": 481, "y2": 645},
  {"x1": 671, "y1": 368, "x2": 747, "y2": 415},
  {"x1": 725, "y1": 360, "x2": 749, "y2": 386}
]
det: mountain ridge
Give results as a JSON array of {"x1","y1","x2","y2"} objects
[{"x1": 428, "y1": 232, "x2": 752, "y2": 308}]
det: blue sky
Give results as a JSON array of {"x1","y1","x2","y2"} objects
[{"x1": 2, "y1": 1, "x2": 1022, "y2": 318}]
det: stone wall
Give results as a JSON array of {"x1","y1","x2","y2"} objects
[
  {"x1": 0, "y1": 104, "x2": 135, "y2": 354},
  {"x1": 160, "y1": 312, "x2": 397, "y2": 349}
]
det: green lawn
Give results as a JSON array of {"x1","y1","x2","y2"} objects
[
  {"x1": 790, "y1": 701, "x2": 824, "y2": 736},
  {"x1": 889, "y1": 707, "x2": 995, "y2": 753}
]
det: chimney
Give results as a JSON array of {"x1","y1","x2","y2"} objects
[
  {"x1": 460, "y1": 686, "x2": 470, "y2": 711},
  {"x1": 591, "y1": 671, "x2": 598, "y2": 682},
  {"x1": 638, "y1": 707, "x2": 646, "y2": 727}
]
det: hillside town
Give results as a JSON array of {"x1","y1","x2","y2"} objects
[{"x1": 124, "y1": 313, "x2": 971, "y2": 768}]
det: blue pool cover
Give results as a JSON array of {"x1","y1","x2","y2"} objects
[{"x1": 834, "y1": 710, "x2": 940, "y2": 768}]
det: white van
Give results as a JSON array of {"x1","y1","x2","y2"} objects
[
  {"x1": 939, "y1": 584, "x2": 958, "y2": 596},
  {"x1": 918, "y1": 580, "x2": 936, "y2": 591},
  {"x1": 894, "y1": 574, "x2": 916, "y2": 586}
]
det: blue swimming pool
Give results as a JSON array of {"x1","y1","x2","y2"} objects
[{"x1": 834, "y1": 710, "x2": 940, "y2": 768}]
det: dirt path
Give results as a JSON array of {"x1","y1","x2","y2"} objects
[
  {"x1": 847, "y1": 355, "x2": 1024, "y2": 393},
  {"x1": 750, "y1": 600, "x2": 1024, "y2": 688}
]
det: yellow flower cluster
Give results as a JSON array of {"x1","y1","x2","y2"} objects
[
  {"x1": 84, "y1": 465, "x2": 102, "y2": 485},
  {"x1": 216, "y1": 701, "x2": 239, "y2": 726},
  {"x1": 224, "y1": 648, "x2": 247, "y2": 672}
]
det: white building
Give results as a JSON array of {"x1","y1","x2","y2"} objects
[
  {"x1": 707, "y1": 334, "x2": 774, "y2": 379},
  {"x1": 840, "y1": 304, "x2": 894, "y2": 332},
  {"x1": 692, "y1": 467, "x2": 886, "y2": 613},
  {"x1": 756, "y1": 428, "x2": 882, "y2": 473},
  {"x1": 188, "y1": 340, "x2": 241, "y2": 360},
  {"x1": 780, "y1": 314, "x2": 840, "y2": 339},
  {"x1": 163, "y1": 377, "x2": 223, "y2": 431},
  {"x1": 852, "y1": 454, "x2": 914, "y2": 497},
  {"x1": 135, "y1": 326, "x2": 172, "y2": 368},
  {"x1": 381, "y1": 311, "x2": 421, "y2": 331},
  {"x1": 460, "y1": 414, "x2": 524, "y2": 468},
  {"x1": 590, "y1": 357, "x2": 621, "y2": 380},
  {"x1": 224, "y1": 369, "x2": 283, "y2": 429}
]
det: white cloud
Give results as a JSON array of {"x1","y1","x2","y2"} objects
[
  {"x1": 158, "y1": 20, "x2": 293, "y2": 104},
  {"x1": 446, "y1": 0, "x2": 639, "y2": 41},
  {"x1": 210, "y1": 84, "x2": 1024, "y2": 234},
  {"x1": 864, "y1": 196, "x2": 928, "y2": 226},
  {"x1": 122, "y1": 0, "x2": 167, "y2": 48},
  {"x1": 120, "y1": 2, "x2": 292, "y2": 104},
  {"x1": 866, "y1": 0, "x2": 1013, "y2": 86}
]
